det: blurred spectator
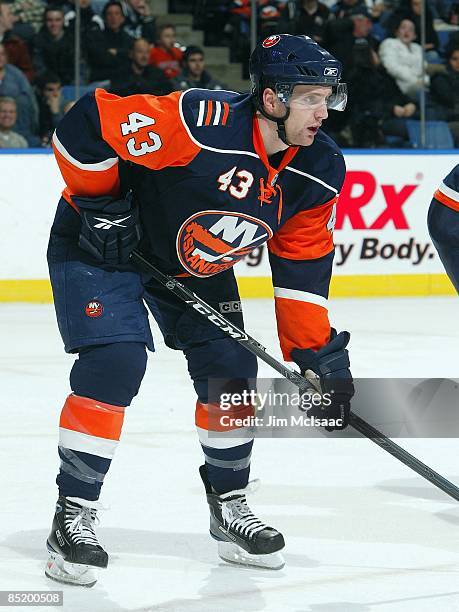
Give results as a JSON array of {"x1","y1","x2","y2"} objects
[
  {"x1": 0, "y1": 42, "x2": 38, "y2": 143},
  {"x1": 0, "y1": 96, "x2": 27, "y2": 147},
  {"x1": 226, "y1": 1, "x2": 284, "y2": 60},
  {"x1": 446, "y1": 31, "x2": 459, "y2": 56},
  {"x1": 64, "y1": 0, "x2": 104, "y2": 39},
  {"x1": 193, "y1": 0, "x2": 231, "y2": 47},
  {"x1": 121, "y1": 0, "x2": 156, "y2": 42},
  {"x1": 172, "y1": 46, "x2": 227, "y2": 90},
  {"x1": 36, "y1": 71, "x2": 66, "y2": 146},
  {"x1": 331, "y1": 0, "x2": 366, "y2": 19},
  {"x1": 258, "y1": 0, "x2": 284, "y2": 38},
  {"x1": 63, "y1": 0, "x2": 103, "y2": 81},
  {"x1": 323, "y1": 5, "x2": 379, "y2": 142},
  {"x1": 379, "y1": 18, "x2": 427, "y2": 98},
  {"x1": 149, "y1": 24, "x2": 183, "y2": 80},
  {"x1": 110, "y1": 37, "x2": 172, "y2": 95},
  {"x1": 0, "y1": 0, "x2": 34, "y2": 80},
  {"x1": 225, "y1": 0, "x2": 251, "y2": 66},
  {"x1": 86, "y1": 1, "x2": 132, "y2": 83},
  {"x1": 367, "y1": 0, "x2": 387, "y2": 20},
  {"x1": 326, "y1": 6, "x2": 377, "y2": 75},
  {"x1": 63, "y1": 99, "x2": 75, "y2": 112},
  {"x1": 11, "y1": 0, "x2": 44, "y2": 35},
  {"x1": 388, "y1": 0, "x2": 439, "y2": 59},
  {"x1": 278, "y1": 0, "x2": 331, "y2": 43},
  {"x1": 347, "y1": 39, "x2": 416, "y2": 146},
  {"x1": 447, "y1": 1, "x2": 459, "y2": 24},
  {"x1": 430, "y1": 46, "x2": 459, "y2": 145},
  {"x1": 33, "y1": 6, "x2": 75, "y2": 85}
]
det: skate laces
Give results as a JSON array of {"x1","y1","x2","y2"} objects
[
  {"x1": 220, "y1": 480, "x2": 268, "y2": 539},
  {"x1": 65, "y1": 498, "x2": 105, "y2": 547}
]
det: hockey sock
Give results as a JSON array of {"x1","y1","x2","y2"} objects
[
  {"x1": 57, "y1": 394, "x2": 126, "y2": 500},
  {"x1": 195, "y1": 400, "x2": 254, "y2": 494}
]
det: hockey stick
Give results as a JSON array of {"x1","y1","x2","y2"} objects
[{"x1": 132, "y1": 250, "x2": 459, "y2": 503}]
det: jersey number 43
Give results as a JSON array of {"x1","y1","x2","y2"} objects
[{"x1": 120, "y1": 113, "x2": 162, "y2": 157}]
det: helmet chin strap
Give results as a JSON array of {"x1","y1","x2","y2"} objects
[{"x1": 256, "y1": 104, "x2": 295, "y2": 147}]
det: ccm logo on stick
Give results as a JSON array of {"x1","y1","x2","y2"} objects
[
  {"x1": 219, "y1": 301, "x2": 242, "y2": 313},
  {"x1": 188, "y1": 302, "x2": 248, "y2": 340}
]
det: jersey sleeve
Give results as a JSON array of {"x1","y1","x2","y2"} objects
[
  {"x1": 268, "y1": 146, "x2": 345, "y2": 361},
  {"x1": 52, "y1": 88, "x2": 200, "y2": 206},
  {"x1": 432, "y1": 164, "x2": 459, "y2": 211},
  {"x1": 268, "y1": 196, "x2": 337, "y2": 360}
]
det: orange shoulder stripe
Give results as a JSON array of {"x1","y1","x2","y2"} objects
[
  {"x1": 95, "y1": 89, "x2": 201, "y2": 170},
  {"x1": 434, "y1": 188, "x2": 459, "y2": 212},
  {"x1": 268, "y1": 197, "x2": 336, "y2": 260}
]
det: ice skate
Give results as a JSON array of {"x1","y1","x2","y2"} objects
[
  {"x1": 45, "y1": 496, "x2": 108, "y2": 587},
  {"x1": 200, "y1": 466, "x2": 285, "y2": 570}
]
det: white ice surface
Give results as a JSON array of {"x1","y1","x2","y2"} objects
[{"x1": 1, "y1": 297, "x2": 459, "y2": 611}]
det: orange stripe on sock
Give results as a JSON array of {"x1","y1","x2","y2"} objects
[
  {"x1": 204, "y1": 100, "x2": 213, "y2": 126},
  {"x1": 221, "y1": 102, "x2": 230, "y2": 126},
  {"x1": 60, "y1": 394, "x2": 125, "y2": 441},
  {"x1": 195, "y1": 400, "x2": 255, "y2": 432}
]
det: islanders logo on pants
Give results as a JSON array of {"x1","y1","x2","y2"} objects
[{"x1": 176, "y1": 211, "x2": 273, "y2": 277}]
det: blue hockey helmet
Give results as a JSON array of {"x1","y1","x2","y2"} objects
[{"x1": 250, "y1": 34, "x2": 347, "y2": 112}]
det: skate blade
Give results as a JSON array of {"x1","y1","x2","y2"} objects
[
  {"x1": 45, "y1": 552, "x2": 98, "y2": 587},
  {"x1": 217, "y1": 541, "x2": 285, "y2": 570}
]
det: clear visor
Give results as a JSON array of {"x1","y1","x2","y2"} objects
[{"x1": 276, "y1": 83, "x2": 348, "y2": 112}]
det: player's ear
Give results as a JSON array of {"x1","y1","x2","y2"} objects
[{"x1": 262, "y1": 87, "x2": 277, "y2": 114}]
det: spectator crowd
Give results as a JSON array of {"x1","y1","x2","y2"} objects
[
  {"x1": 0, "y1": 0, "x2": 457, "y2": 148},
  {"x1": 0, "y1": 0, "x2": 227, "y2": 148},
  {"x1": 196, "y1": 0, "x2": 459, "y2": 147}
]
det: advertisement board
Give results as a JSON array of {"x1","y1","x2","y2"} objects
[
  {"x1": 235, "y1": 153, "x2": 456, "y2": 297},
  {"x1": 0, "y1": 151, "x2": 456, "y2": 300}
]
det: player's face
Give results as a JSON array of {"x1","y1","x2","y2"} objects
[{"x1": 284, "y1": 85, "x2": 332, "y2": 147}]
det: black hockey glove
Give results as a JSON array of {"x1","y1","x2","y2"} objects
[
  {"x1": 74, "y1": 193, "x2": 142, "y2": 266},
  {"x1": 291, "y1": 329, "x2": 354, "y2": 432}
]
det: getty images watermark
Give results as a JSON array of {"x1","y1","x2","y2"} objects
[
  {"x1": 218, "y1": 388, "x2": 342, "y2": 429},
  {"x1": 208, "y1": 377, "x2": 459, "y2": 439}
]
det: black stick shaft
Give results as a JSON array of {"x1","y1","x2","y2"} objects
[{"x1": 132, "y1": 250, "x2": 459, "y2": 503}]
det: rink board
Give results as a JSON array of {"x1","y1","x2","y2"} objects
[{"x1": 0, "y1": 149, "x2": 456, "y2": 301}]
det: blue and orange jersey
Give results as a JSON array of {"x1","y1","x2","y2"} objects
[
  {"x1": 52, "y1": 87, "x2": 346, "y2": 360},
  {"x1": 433, "y1": 165, "x2": 459, "y2": 212}
]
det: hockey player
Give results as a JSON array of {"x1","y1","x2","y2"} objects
[
  {"x1": 428, "y1": 165, "x2": 459, "y2": 291},
  {"x1": 45, "y1": 33, "x2": 354, "y2": 586}
]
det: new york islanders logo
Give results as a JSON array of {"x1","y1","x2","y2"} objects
[
  {"x1": 177, "y1": 211, "x2": 273, "y2": 278},
  {"x1": 85, "y1": 301, "x2": 104, "y2": 317},
  {"x1": 262, "y1": 35, "x2": 280, "y2": 48}
]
